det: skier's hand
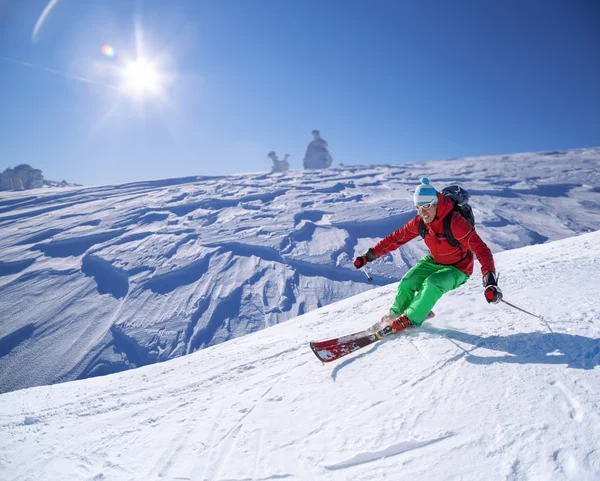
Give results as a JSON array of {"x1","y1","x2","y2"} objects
[
  {"x1": 354, "y1": 248, "x2": 376, "y2": 269},
  {"x1": 483, "y1": 272, "x2": 502, "y2": 304},
  {"x1": 484, "y1": 285, "x2": 502, "y2": 304},
  {"x1": 354, "y1": 256, "x2": 368, "y2": 269}
]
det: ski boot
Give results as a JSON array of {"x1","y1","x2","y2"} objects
[
  {"x1": 372, "y1": 314, "x2": 411, "y2": 339},
  {"x1": 390, "y1": 314, "x2": 411, "y2": 332},
  {"x1": 372, "y1": 311, "x2": 435, "y2": 339},
  {"x1": 375, "y1": 311, "x2": 435, "y2": 339}
]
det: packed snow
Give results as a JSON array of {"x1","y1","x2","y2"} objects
[
  {"x1": 1, "y1": 148, "x2": 600, "y2": 394},
  {"x1": 1, "y1": 230, "x2": 599, "y2": 480}
]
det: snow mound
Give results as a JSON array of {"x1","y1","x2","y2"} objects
[{"x1": 1, "y1": 230, "x2": 599, "y2": 480}]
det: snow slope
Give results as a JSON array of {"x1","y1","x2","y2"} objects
[
  {"x1": 1, "y1": 231, "x2": 599, "y2": 481},
  {"x1": 1, "y1": 148, "x2": 600, "y2": 393}
]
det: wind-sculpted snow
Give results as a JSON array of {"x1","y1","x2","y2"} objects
[{"x1": 0, "y1": 148, "x2": 599, "y2": 393}]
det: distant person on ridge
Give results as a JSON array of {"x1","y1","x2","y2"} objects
[
  {"x1": 354, "y1": 178, "x2": 502, "y2": 334},
  {"x1": 268, "y1": 151, "x2": 290, "y2": 173},
  {"x1": 303, "y1": 130, "x2": 333, "y2": 169}
]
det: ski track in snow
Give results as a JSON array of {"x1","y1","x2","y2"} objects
[
  {"x1": 323, "y1": 433, "x2": 455, "y2": 471},
  {"x1": 1, "y1": 148, "x2": 600, "y2": 400}
]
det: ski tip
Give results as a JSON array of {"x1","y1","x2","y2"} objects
[{"x1": 309, "y1": 342, "x2": 326, "y2": 363}]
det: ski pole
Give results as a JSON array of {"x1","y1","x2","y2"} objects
[
  {"x1": 362, "y1": 266, "x2": 373, "y2": 282},
  {"x1": 500, "y1": 299, "x2": 543, "y2": 319},
  {"x1": 501, "y1": 298, "x2": 553, "y2": 333}
]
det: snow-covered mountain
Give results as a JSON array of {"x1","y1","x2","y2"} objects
[
  {"x1": 1, "y1": 148, "x2": 599, "y2": 394},
  {"x1": 1, "y1": 230, "x2": 599, "y2": 481}
]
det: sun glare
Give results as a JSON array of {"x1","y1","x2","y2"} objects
[{"x1": 123, "y1": 59, "x2": 163, "y2": 97}]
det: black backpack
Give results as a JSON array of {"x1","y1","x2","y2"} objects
[{"x1": 418, "y1": 185, "x2": 475, "y2": 247}]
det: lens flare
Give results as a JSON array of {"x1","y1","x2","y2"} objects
[
  {"x1": 32, "y1": 0, "x2": 61, "y2": 43},
  {"x1": 102, "y1": 44, "x2": 116, "y2": 58}
]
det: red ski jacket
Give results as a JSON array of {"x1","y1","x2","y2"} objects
[{"x1": 372, "y1": 193, "x2": 496, "y2": 277}]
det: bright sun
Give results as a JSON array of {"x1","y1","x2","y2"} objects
[{"x1": 123, "y1": 59, "x2": 162, "y2": 97}]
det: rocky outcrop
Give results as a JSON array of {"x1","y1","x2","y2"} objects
[{"x1": 1, "y1": 165, "x2": 44, "y2": 191}]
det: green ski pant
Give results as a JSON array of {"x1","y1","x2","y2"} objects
[{"x1": 390, "y1": 255, "x2": 469, "y2": 325}]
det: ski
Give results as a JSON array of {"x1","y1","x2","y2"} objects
[
  {"x1": 309, "y1": 323, "x2": 395, "y2": 363},
  {"x1": 309, "y1": 312, "x2": 435, "y2": 363}
]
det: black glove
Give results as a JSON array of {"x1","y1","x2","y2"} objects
[
  {"x1": 483, "y1": 272, "x2": 502, "y2": 304},
  {"x1": 354, "y1": 248, "x2": 376, "y2": 269}
]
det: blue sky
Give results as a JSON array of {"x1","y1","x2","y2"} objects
[{"x1": 1, "y1": 0, "x2": 599, "y2": 185}]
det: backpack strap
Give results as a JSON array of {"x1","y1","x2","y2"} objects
[
  {"x1": 420, "y1": 209, "x2": 470, "y2": 249},
  {"x1": 419, "y1": 214, "x2": 454, "y2": 243},
  {"x1": 419, "y1": 210, "x2": 474, "y2": 266},
  {"x1": 443, "y1": 210, "x2": 460, "y2": 247},
  {"x1": 418, "y1": 218, "x2": 427, "y2": 238}
]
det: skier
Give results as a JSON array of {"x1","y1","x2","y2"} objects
[
  {"x1": 303, "y1": 130, "x2": 333, "y2": 169},
  {"x1": 353, "y1": 178, "x2": 503, "y2": 334}
]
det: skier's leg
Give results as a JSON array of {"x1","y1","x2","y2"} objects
[
  {"x1": 389, "y1": 255, "x2": 440, "y2": 317},
  {"x1": 404, "y1": 266, "x2": 469, "y2": 325}
]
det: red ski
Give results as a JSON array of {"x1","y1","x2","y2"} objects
[
  {"x1": 309, "y1": 312, "x2": 434, "y2": 363},
  {"x1": 309, "y1": 323, "x2": 395, "y2": 363}
]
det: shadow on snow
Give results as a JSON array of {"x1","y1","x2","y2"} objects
[
  {"x1": 0, "y1": 324, "x2": 35, "y2": 359},
  {"x1": 425, "y1": 327, "x2": 600, "y2": 370}
]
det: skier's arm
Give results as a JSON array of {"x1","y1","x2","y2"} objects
[
  {"x1": 467, "y1": 230, "x2": 496, "y2": 276},
  {"x1": 452, "y1": 214, "x2": 502, "y2": 303},
  {"x1": 452, "y1": 215, "x2": 496, "y2": 276},
  {"x1": 372, "y1": 216, "x2": 421, "y2": 258}
]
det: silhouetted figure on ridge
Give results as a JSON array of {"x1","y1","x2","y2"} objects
[
  {"x1": 268, "y1": 151, "x2": 290, "y2": 173},
  {"x1": 303, "y1": 130, "x2": 333, "y2": 169}
]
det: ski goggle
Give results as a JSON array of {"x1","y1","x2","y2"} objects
[{"x1": 416, "y1": 202, "x2": 436, "y2": 211}]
